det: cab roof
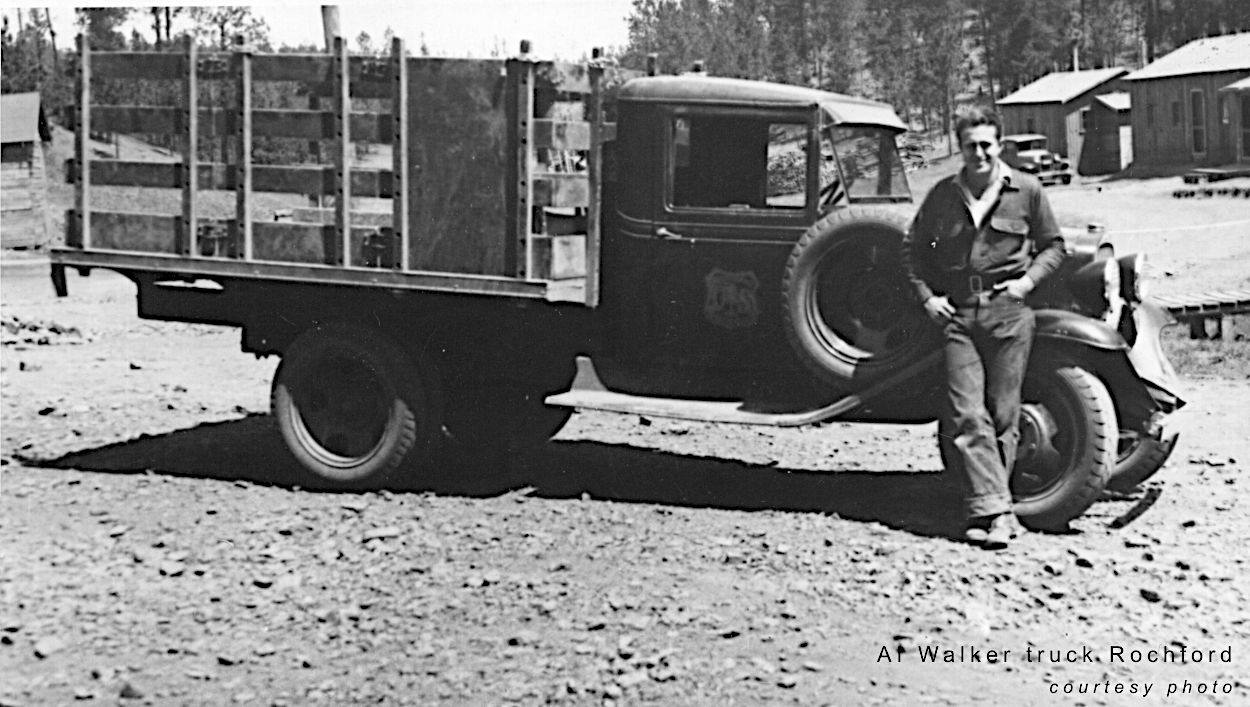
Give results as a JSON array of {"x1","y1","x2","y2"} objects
[{"x1": 618, "y1": 75, "x2": 907, "y2": 131}]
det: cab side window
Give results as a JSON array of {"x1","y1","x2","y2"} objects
[{"x1": 670, "y1": 116, "x2": 808, "y2": 210}]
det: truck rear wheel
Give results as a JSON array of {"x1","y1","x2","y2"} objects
[
  {"x1": 1011, "y1": 362, "x2": 1115, "y2": 530},
  {"x1": 271, "y1": 325, "x2": 441, "y2": 487},
  {"x1": 781, "y1": 206, "x2": 935, "y2": 385}
]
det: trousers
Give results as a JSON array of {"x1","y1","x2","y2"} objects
[{"x1": 938, "y1": 292, "x2": 1036, "y2": 518}]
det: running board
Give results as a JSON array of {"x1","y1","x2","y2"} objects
[{"x1": 545, "y1": 352, "x2": 942, "y2": 427}]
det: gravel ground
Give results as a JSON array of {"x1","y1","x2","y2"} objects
[{"x1": 2, "y1": 252, "x2": 1249, "y2": 705}]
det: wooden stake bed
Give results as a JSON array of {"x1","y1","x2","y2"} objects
[{"x1": 55, "y1": 36, "x2": 639, "y2": 305}]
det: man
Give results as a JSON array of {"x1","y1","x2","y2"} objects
[{"x1": 901, "y1": 107, "x2": 1065, "y2": 550}]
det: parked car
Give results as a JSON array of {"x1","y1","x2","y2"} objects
[{"x1": 1001, "y1": 133, "x2": 1073, "y2": 185}]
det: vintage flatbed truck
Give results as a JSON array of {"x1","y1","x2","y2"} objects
[{"x1": 50, "y1": 36, "x2": 1184, "y2": 530}]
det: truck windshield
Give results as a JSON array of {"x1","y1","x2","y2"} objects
[{"x1": 820, "y1": 123, "x2": 910, "y2": 205}]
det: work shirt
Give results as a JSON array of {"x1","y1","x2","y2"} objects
[{"x1": 901, "y1": 162, "x2": 1064, "y2": 303}]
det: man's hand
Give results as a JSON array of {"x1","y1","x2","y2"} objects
[
  {"x1": 995, "y1": 275, "x2": 1035, "y2": 301},
  {"x1": 923, "y1": 295, "x2": 955, "y2": 323}
]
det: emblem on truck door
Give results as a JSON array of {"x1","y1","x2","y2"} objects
[{"x1": 704, "y1": 268, "x2": 760, "y2": 330}]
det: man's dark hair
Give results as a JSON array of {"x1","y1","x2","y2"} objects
[{"x1": 953, "y1": 106, "x2": 1002, "y2": 140}]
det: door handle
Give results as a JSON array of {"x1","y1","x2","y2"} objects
[{"x1": 655, "y1": 226, "x2": 684, "y2": 240}]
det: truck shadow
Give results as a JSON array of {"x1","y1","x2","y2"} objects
[{"x1": 34, "y1": 415, "x2": 966, "y2": 541}]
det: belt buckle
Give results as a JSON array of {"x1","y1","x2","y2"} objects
[{"x1": 968, "y1": 275, "x2": 984, "y2": 294}]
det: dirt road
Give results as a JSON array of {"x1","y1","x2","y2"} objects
[{"x1": 2, "y1": 250, "x2": 1248, "y2": 704}]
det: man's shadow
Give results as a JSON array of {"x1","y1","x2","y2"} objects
[{"x1": 33, "y1": 415, "x2": 970, "y2": 540}]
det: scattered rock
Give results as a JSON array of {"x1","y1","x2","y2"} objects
[
  {"x1": 33, "y1": 636, "x2": 66, "y2": 659},
  {"x1": 1140, "y1": 589, "x2": 1162, "y2": 603}
]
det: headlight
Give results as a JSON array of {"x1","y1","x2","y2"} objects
[{"x1": 1117, "y1": 252, "x2": 1147, "y2": 302}]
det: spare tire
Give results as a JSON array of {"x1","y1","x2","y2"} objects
[{"x1": 781, "y1": 206, "x2": 936, "y2": 385}]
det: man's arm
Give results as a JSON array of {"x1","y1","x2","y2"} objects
[
  {"x1": 1023, "y1": 184, "x2": 1065, "y2": 285},
  {"x1": 902, "y1": 190, "x2": 955, "y2": 321},
  {"x1": 900, "y1": 197, "x2": 937, "y2": 304}
]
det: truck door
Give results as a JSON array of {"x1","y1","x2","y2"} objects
[{"x1": 607, "y1": 106, "x2": 820, "y2": 395}]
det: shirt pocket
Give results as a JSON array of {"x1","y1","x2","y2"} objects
[{"x1": 988, "y1": 215, "x2": 1028, "y2": 251}]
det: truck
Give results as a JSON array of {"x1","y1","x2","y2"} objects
[
  {"x1": 1000, "y1": 133, "x2": 1074, "y2": 186},
  {"x1": 50, "y1": 36, "x2": 1184, "y2": 531}
]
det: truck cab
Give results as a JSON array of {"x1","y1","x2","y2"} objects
[{"x1": 596, "y1": 76, "x2": 925, "y2": 406}]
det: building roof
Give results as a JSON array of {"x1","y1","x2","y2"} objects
[
  {"x1": 619, "y1": 75, "x2": 907, "y2": 131},
  {"x1": 1220, "y1": 76, "x2": 1250, "y2": 92},
  {"x1": 0, "y1": 92, "x2": 49, "y2": 144},
  {"x1": 1125, "y1": 32, "x2": 1250, "y2": 81},
  {"x1": 997, "y1": 68, "x2": 1127, "y2": 105},
  {"x1": 1094, "y1": 92, "x2": 1131, "y2": 111}
]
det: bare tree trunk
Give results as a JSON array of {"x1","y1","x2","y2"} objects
[
  {"x1": 152, "y1": 7, "x2": 162, "y2": 48},
  {"x1": 46, "y1": 8, "x2": 59, "y2": 72}
]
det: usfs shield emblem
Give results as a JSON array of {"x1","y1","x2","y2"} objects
[{"x1": 703, "y1": 268, "x2": 760, "y2": 330}]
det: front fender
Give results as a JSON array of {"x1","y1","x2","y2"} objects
[
  {"x1": 1030, "y1": 305, "x2": 1185, "y2": 435},
  {"x1": 1034, "y1": 309, "x2": 1127, "y2": 351},
  {"x1": 1126, "y1": 300, "x2": 1186, "y2": 410}
]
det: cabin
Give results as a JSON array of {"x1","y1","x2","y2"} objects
[
  {"x1": 1, "y1": 92, "x2": 53, "y2": 249},
  {"x1": 1123, "y1": 32, "x2": 1250, "y2": 170},
  {"x1": 996, "y1": 67, "x2": 1127, "y2": 173},
  {"x1": 1219, "y1": 76, "x2": 1250, "y2": 165},
  {"x1": 1079, "y1": 92, "x2": 1133, "y2": 175}
]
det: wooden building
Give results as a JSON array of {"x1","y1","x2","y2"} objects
[
  {"x1": 996, "y1": 67, "x2": 1127, "y2": 172},
  {"x1": 1079, "y1": 92, "x2": 1133, "y2": 175},
  {"x1": 1124, "y1": 32, "x2": 1250, "y2": 170},
  {"x1": 1218, "y1": 76, "x2": 1250, "y2": 165},
  {"x1": 1, "y1": 92, "x2": 53, "y2": 249}
]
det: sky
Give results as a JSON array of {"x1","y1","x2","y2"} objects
[{"x1": 9, "y1": 1, "x2": 637, "y2": 59}]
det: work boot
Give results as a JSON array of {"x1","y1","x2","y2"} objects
[
  {"x1": 983, "y1": 513, "x2": 1025, "y2": 550},
  {"x1": 963, "y1": 516, "x2": 993, "y2": 545}
]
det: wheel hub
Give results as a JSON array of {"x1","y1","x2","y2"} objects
[{"x1": 1013, "y1": 402, "x2": 1063, "y2": 496}]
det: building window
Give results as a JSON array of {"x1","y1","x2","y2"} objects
[
  {"x1": 1172, "y1": 101, "x2": 1182, "y2": 126},
  {"x1": 1191, "y1": 89, "x2": 1206, "y2": 154},
  {"x1": 1080, "y1": 108, "x2": 1090, "y2": 134},
  {"x1": 1026, "y1": 117, "x2": 1036, "y2": 133}
]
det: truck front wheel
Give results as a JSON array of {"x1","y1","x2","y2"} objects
[
  {"x1": 1108, "y1": 430, "x2": 1178, "y2": 491},
  {"x1": 271, "y1": 325, "x2": 441, "y2": 487},
  {"x1": 1011, "y1": 362, "x2": 1115, "y2": 530}
]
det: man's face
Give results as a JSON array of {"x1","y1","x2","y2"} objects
[{"x1": 959, "y1": 124, "x2": 1001, "y2": 177}]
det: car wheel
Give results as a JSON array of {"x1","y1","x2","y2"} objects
[
  {"x1": 781, "y1": 206, "x2": 937, "y2": 386},
  {"x1": 1011, "y1": 362, "x2": 1115, "y2": 530}
]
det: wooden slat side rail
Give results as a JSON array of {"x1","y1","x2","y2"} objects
[
  {"x1": 391, "y1": 37, "x2": 410, "y2": 272},
  {"x1": 69, "y1": 210, "x2": 386, "y2": 263},
  {"x1": 532, "y1": 173, "x2": 590, "y2": 208},
  {"x1": 532, "y1": 120, "x2": 591, "y2": 151},
  {"x1": 74, "y1": 160, "x2": 394, "y2": 195},
  {"x1": 89, "y1": 107, "x2": 392, "y2": 143},
  {"x1": 333, "y1": 35, "x2": 352, "y2": 267},
  {"x1": 585, "y1": 61, "x2": 604, "y2": 306},
  {"x1": 74, "y1": 34, "x2": 91, "y2": 249},
  {"x1": 235, "y1": 36, "x2": 254, "y2": 260},
  {"x1": 91, "y1": 52, "x2": 396, "y2": 88},
  {"x1": 92, "y1": 51, "x2": 229, "y2": 80},
  {"x1": 180, "y1": 36, "x2": 198, "y2": 256}
]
